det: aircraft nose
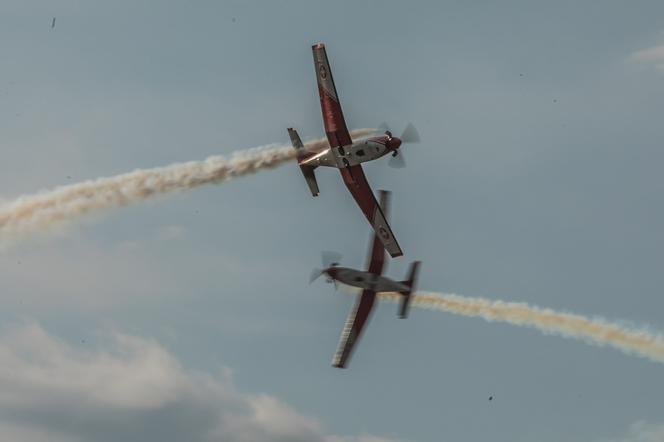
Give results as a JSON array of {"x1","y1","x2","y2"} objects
[{"x1": 388, "y1": 137, "x2": 402, "y2": 150}]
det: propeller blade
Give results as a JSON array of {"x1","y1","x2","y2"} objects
[
  {"x1": 378, "y1": 122, "x2": 391, "y2": 133},
  {"x1": 309, "y1": 268, "x2": 324, "y2": 284},
  {"x1": 400, "y1": 123, "x2": 420, "y2": 143},
  {"x1": 321, "y1": 251, "x2": 342, "y2": 268},
  {"x1": 388, "y1": 152, "x2": 406, "y2": 168}
]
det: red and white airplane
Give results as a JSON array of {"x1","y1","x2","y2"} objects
[
  {"x1": 288, "y1": 43, "x2": 419, "y2": 258},
  {"x1": 311, "y1": 190, "x2": 421, "y2": 368}
]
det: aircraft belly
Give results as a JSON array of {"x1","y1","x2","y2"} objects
[
  {"x1": 301, "y1": 150, "x2": 338, "y2": 167},
  {"x1": 335, "y1": 271, "x2": 408, "y2": 293},
  {"x1": 371, "y1": 277, "x2": 409, "y2": 293},
  {"x1": 331, "y1": 145, "x2": 360, "y2": 169},
  {"x1": 356, "y1": 141, "x2": 386, "y2": 160},
  {"x1": 319, "y1": 155, "x2": 338, "y2": 167},
  {"x1": 336, "y1": 270, "x2": 375, "y2": 289},
  {"x1": 340, "y1": 143, "x2": 380, "y2": 166}
]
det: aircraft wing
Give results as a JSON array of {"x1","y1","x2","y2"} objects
[
  {"x1": 332, "y1": 289, "x2": 377, "y2": 368},
  {"x1": 312, "y1": 43, "x2": 353, "y2": 148},
  {"x1": 366, "y1": 190, "x2": 390, "y2": 274},
  {"x1": 341, "y1": 166, "x2": 403, "y2": 258}
]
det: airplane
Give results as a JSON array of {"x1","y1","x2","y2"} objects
[
  {"x1": 311, "y1": 190, "x2": 421, "y2": 368},
  {"x1": 288, "y1": 42, "x2": 420, "y2": 258}
]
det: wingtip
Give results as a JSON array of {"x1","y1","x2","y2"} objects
[{"x1": 331, "y1": 355, "x2": 346, "y2": 368}]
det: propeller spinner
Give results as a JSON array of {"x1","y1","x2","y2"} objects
[{"x1": 310, "y1": 251, "x2": 343, "y2": 287}]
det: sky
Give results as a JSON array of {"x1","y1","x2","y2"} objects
[{"x1": 1, "y1": 1, "x2": 664, "y2": 441}]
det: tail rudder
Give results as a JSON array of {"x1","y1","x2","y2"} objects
[
  {"x1": 288, "y1": 127, "x2": 306, "y2": 158},
  {"x1": 398, "y1": 261, "x2": 421, "y2": 319}
]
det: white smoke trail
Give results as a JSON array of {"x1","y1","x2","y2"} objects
[
  {"x1": 0, "y1": 129, "x2": 376, "y2": 242},
  {"x1": 377, "y1": 291, "x2": 664, "y2": 365}
]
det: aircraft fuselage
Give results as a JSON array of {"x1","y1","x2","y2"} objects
[
  {"x1": 298, "y1": 136, "x2": 401, "y2": 169},
  {"x1": 325, "y1": 266, "x2": 409, "y2": 293}
]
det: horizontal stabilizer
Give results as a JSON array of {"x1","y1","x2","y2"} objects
[{"x1": 300, "y1": 165, "x2": 319, "y2": 197}]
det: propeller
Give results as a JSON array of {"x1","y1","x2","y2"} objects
[
  {"x1": 309, "y1": 269, "x2": 340, "y2": 290},
  {"x1": 310, "y1": 251, "x2": 343, "y2": 285},
  {"x1": 377, "y1": 122, "x2": 420, "y2": 143},
  {"x1": 400, "y1": 122, "x2": 421, "y2": 144},
  {"x1": 309, "y1": 268, "x2": 324, "y2": 284},
  {"x1": 321, "y1": 251, "x2": 342, "y2": 268},
  {"x1": 379, "y1": 122, "x2": 420, "y2": 168},
  {"x1": 378, "y1": 122, "x2": 391, "y2": 134},
  {"x1": 388, "y1": 153, "x2": 406, "y2": 168}
]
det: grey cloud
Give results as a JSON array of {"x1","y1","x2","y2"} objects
[
  {"x1": 601, "y1": 421, "x2": 664, "y2": 442},
  {"x1": 629, "y1": 44, "x2": 664, "y2": 73},
  {"x1": 0, "y1": 323, "x2": 398, "y2": 442}
]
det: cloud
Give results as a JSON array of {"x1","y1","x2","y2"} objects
[
  {"x1": 327, "y1": 437, "x2": 402, "y2": 442},
  {"x1": 156, "y1": 224, "x2": 188, "y2": 241},
  {"x1": 629, "y1": 45, "x2": 664, "y2": 73},
  {"x1": 0, "y1": 422, "x2": 77, "y2": 442},
  {"x1": 0, "y1": 323, "x2": 399, "y2": 442},
  {"x1": 601, "y1": 421, "x2": 664, "y2": 442}
]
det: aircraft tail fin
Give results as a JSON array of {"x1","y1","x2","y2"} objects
[
  {"x1": 288, "y1": 128, "x2": 320, "y2": 197},
  {"x1": 398, "y1": 261, "x2": 421, "y2": 319},
  {"x1": 288, "y1": 127, "x2": 307, "y2": 157}
]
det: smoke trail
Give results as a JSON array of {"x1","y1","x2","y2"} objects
[
  {"x1": 377, "y1": 291, "x2": 664, "y2": 365},
  {"x1": 0, "y1": 129, "x2": 376, "y2": 241}
]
